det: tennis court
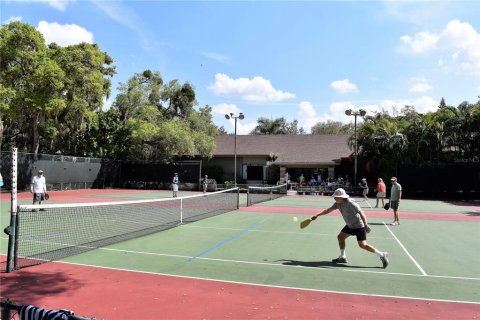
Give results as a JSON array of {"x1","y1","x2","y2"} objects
[{"x1": 1, "y1": 189, "x2": 479, "y2": 319}]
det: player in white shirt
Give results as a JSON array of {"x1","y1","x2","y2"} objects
[{"x1": 31, "y1": 169, "x2": 47, "y2": 205}]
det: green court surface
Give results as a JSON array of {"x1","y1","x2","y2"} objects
[{"x1": 1, "y1": 192, "x2": 479, "y2": 304}]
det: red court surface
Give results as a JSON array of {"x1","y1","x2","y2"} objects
[
  {"x1": 0, "y1": 189, "x2": 172, "y2": 203},
  {"x1": 1, "y1": 261, "x2": 478, "y2": 320},
  {"x1": 240, "y1": 206, "x2": 480, "y2": 222}
]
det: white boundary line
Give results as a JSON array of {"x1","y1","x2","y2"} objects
[
  {"x1": 383, "y1": 221, "x2": 428, "y2": 276},
  {"x1": 93, "y1": 247, "x2": 479, "y2": 281},
  {"x1": 54, "y1": 260, "x2": 480, "y2": 305}
]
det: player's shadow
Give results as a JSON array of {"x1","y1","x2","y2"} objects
[
  {"x1": 278, "y1": 259, "x2": 383, "y2": 269},
  {"x1": 368, "y1": 222, "x2": 388, "y2": 226}
]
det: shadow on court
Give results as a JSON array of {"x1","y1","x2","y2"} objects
[
  {"x1": 463, "y1": 211, "x2": 480, "y2": 216},
  {"x1": 277, "y1": 259, "x2": 383, "y2": 269},
  {"x1": 0, "y1": 269, "x2": 83, "y2": 305}
]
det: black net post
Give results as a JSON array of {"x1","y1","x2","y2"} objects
[{"x1": 6, "y1": 147, "x2": 18, "y2": 273}]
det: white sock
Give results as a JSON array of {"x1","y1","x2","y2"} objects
[
  {"x1": 340, "y1": 249, "x2": 346, "y2": 258},
  {"x1": 374, "y1": 249, "x2": 384, "y2": 257}
]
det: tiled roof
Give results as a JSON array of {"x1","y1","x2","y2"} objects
[{"x1": 214, "y1": 134, "x2": 352, "y2": 165}]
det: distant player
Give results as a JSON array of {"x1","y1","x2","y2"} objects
[
  {"x1": 375, "y1": 178, "x2": 386, "y2": 208},
  {"x1": 311, "y1": 188, "x2": 389, "y2": 268},
  {"x1": 203, "y1": 175, "x2": 208, "y2": 193},
  {"x1": 31, "y1": 169, "x2": 47, "y2": 206},
  {"x1": 389, "y1": 177, "x2": 402, "y2": 226},
  {"x1": 172, "y1": 173, "x2": 179, "y2": 198}
]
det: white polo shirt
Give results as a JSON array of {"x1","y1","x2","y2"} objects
[{"x1": 32, "y1": 175, "x2": 46, "y2": 193}]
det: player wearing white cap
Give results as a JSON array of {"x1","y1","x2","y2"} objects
[
  {"x1": 31, "y1": 169, "x2": 47, "y2": 206},
  {"x1": 311, "y1": 188, "x2": 389, "y2": 268}
]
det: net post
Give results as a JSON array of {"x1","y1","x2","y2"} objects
[
  {"x1": 237, "y1": 187, "x2": 240, "y2": 209},
  {"x1": 6, "y1": 147, "x2": 18, "y2": 273}
]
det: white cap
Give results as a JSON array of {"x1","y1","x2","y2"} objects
[{"x1": 332, "y1": 188, "x2": 349, "y2": 198}]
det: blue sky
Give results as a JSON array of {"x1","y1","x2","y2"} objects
[{"x1": 2, "y1": 0, "x2": 480, "y2": 134}]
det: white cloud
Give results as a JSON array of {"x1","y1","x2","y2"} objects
[
  {"x1": 400, "y1": 19, "x2": 480, "y2": 76},
  {"x1": 409, "y1": 77, "x2": 433, "y2": 93},
  {"x1": 231, "y1": 120, "x2": 257, "y2": 135},
  {"x1": 4, "y1": 16, "x2": 22, "y2": 24},
  {"x1": 441, "y1": 19, "x2": 480, "y2": 76},
  {"x1": 211, "y1": 103, "x2": 255, "y2": 134},
  {"x1": 400, "y1": 32, "x2": 439, "y2": 54},
  {"x1": 297, "y1": 101, "x2": 358, "y2": 132},
  {"x1": 330, "y1": 79, "x2": 359, "y2": 94},
  {"x1": 298, "y1": 101, "x2": 320, "y2": 131},
  {"x1": 297, "y1": 97, "x2": 439, "y2": 132},
  {"x1": 211, "y1": 103, "x2": 241, "y2": 117},
  {"x1": 378, "y1": 96, "x2": 438, "y2": 114},
  {"x1": 209, "y1": 73, "x2": 296, "y2": 102},
  {"x1": 37, "y1": 21, "x2": 93, "y2": 46},
  {"x1": 10, "y1": 0, "x2": 74, "y2": 11}
]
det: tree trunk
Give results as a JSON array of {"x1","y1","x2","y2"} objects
[{"x1": 32, "y1": 112, "x2": 40, "y2": 156}]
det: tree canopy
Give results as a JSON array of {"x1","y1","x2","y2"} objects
[
  {"x1": 354, "y1": 101, "x2": 480, "y2": 177},
  {"x1": 250, "y1": 117, "x2": 305, "y2": 135},
  {"x1": 0, "y1": 22, "x2": 218, "y2": 162}
]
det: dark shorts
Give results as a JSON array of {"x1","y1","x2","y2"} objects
[
  {"x1": 33, "y1": 193, "x2": 45, "y2": 202},
  {"x1": 341, "y1": 225, "x2": 367, "y2": 241},
  {"x1": 391, "y1": 200, "x2": 400, "y2": 210}
]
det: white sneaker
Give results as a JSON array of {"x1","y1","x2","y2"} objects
[
  {"x1": 380, "y1": 252, "x2": 389, "y2": 268},
  {"x1": 390, "y1": 221, "x2": 398, "y2": 226}
]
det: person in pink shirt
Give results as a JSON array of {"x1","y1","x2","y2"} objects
[{"x1": 375, "y1": 178, "x2": 386, "y2": 208}]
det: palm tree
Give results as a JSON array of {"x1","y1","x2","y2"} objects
[{"x1": 250, "y1": 117, "x2": 287, "y2": 135}]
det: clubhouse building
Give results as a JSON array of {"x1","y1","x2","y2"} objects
[{"x1": 203, "y1": 134, "x2": 353, "y2": 185}]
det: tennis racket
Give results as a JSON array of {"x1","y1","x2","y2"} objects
[
  {"x1": 44, "y1": 193, "x2": 50, "y2": 200},
  {"x1": 300, "y1": 216, "x2": 317, "y2": 229},
  {"x1": 383, "y1": 202, "x2": 390, "y2": 210}
]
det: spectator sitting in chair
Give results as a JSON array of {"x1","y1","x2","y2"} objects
[
  {"x1": 299, "y1": 174, "x2": 307, "y2": 187},
  {"x1": 327, "y1": 177, "x2": 334, "y2": 191},
  {"x1": 309, "y1": 176, "x2": 317, "y2": 186}
]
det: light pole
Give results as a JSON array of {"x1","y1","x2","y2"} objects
[
  {"x1": 345, "y1": 108, "x2": 366, "y2": 187},
  {"x1": 225, "y1": 112, "x2": 244, "y2": 187}
]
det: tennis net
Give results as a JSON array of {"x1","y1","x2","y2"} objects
[
  {"x1": 247, "y1": 183, "x2": 287, "y2": 206},
  {"x1": 10, "y1": 188, "x2": 239, "y2": 270}
]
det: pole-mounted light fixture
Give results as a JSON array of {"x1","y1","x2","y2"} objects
[
  {"x1": 225, "y1": 112, "x2": 245, "y2": 187},
  {"x1": 345, "y1": 108, "x2": 367, "y2": 187}
]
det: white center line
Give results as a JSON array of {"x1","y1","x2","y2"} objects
[{"x1": 383, "y1": 222, "x2": 428, "y2": 276}]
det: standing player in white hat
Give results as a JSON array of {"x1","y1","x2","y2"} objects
[
  {"x1": 311, "y1": 188, "x2": 389, "y2": 268},
  {"x1": 31, "y1": 169, "x2": 47, "y2": 206}
]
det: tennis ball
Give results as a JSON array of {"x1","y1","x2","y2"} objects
[{"x1": 292, "y1": 216, "x2": 298, "y2": 222}]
